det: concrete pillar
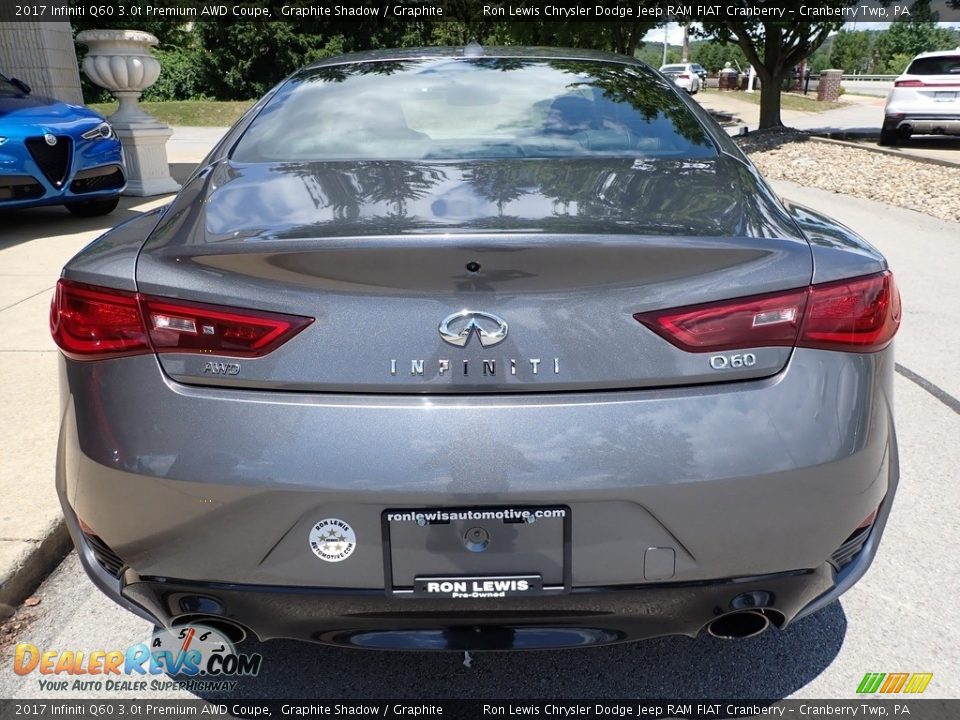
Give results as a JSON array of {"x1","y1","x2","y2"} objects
[
  {"x1": 818, "y1": 69, "x2": 843, "y2": 102},
  {"x1": 77, "y1": 30, "x2": 180, "y2": 197},
  {"x1": 0, "y1": 22, "x2": 82, "y2": 104}
]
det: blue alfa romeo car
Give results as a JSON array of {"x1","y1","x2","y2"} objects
[{"x1": 0, "y1": 72, "x2": 124, "y2": 216}]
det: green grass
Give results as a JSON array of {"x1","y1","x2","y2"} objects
[
  {"x1": 86, "y1": 100, "x2": 255, "y2": 126},
  {"x1": 730, "y1": 91, "x2": 845, "y2": 113}
]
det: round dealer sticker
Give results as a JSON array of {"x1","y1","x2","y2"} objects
[{"x1": 309, "y1": 518, "x2": 357, "y2": 562}]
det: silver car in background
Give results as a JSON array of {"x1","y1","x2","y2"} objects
[
  {"x1": 659, "y1": 63, "x2": 702, "y2": 94},
  {"x1": 52, "y1": 47, "x2": 901, "y2": 651}
]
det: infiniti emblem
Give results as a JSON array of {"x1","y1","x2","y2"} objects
[
  {"x1": 43, "y1": 133, "x2": 57, "y2": 146},
  {"x1": 439, "y1": 310, "x2": 508, "y2": 348}
]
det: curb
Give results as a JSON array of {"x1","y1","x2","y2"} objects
[
  {"x1": 0, "y1": 519, "x2": 72, "y2": 622},
  {"x1": 806, "y1": 135, "x2": 960, "y2": 169}
]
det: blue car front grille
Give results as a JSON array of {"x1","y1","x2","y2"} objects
[
  {"x1": 25, "y1": 135, "x2": 72, "y2": 188},
  {"x1": 70, "y1": 165, "x2": 124, "y2": 194}
]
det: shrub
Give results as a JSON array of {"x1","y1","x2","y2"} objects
[{"x1": 141, "y1": 47, "x2": 212, "y2": 102}]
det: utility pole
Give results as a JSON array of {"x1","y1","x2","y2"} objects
[{"x1": 662, "y1": 22, "x2": 669, "y2": 66}]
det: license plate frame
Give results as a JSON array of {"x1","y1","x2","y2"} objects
[
  {"x1": 412, "y1": 574, "x2": 544, "y2": 599},
  {"x1": 381, "y1": 505, "x2": 572, "y2": 598}
]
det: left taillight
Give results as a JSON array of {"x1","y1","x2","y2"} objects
[
  {"x1": 50, "y1": 280, "x2": 150, "y2": 360},
  {"x1": 51, "y1": 279, "x2": 313, "y2": 360}
]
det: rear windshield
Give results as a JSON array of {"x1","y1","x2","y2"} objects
[
  {"x1": 660, "y1": 65, "x2": 686, "y2": 72},
  {"x1": 906, "y1": 56, "x2": 960, "y2": 75},
  {"x1": 231, "y1": 58, "x2": 716, "y2": 162}
]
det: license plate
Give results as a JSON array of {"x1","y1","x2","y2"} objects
[
  {"x1": 934, "y1": 91, "x2": 957, "y2": 101},
  {"x1": 382, "y1": 505, "x2": 571, "y2": 597},
  {"x1": 413, "y1": 574, "x2": 542, "y2": 599}
]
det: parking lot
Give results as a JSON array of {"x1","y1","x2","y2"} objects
[
  {"x1": 697, "y1": 89, "x2": 960, "y2": 167},
  {"x1": 0, "y1": 163, "x2": 957, "y2": 699}
]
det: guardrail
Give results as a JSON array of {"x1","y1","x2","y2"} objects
[{"x1": 841, "y1": 75, "x2": 898, "y2": 82}]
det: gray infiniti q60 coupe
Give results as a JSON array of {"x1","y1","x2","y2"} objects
[{"x1": 52, "y1": 46, "x2": 901, "y2": 651}]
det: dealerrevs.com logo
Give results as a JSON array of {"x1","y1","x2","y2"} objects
[
  {"x1": 13, "y1": 625, "x2": 262, "y2": 693},
  {"x1": 857, "y1": 673, "x2": 933, "y2": 694}
]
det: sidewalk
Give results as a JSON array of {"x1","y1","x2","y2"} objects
[
  {"x1": 0, "y1": 127, "x2": 225, "y2": 619},
  {"x1": 694, "y1": 88, "x2": 815, "y2": 130}
]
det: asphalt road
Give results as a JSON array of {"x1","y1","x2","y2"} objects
[{"x1": 1, "y1": 183, "x2": 958, "y2": 701}]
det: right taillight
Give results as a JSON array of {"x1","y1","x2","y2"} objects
[
  {"x1": 634, "y1": 271, "x2": 900, "y2": 354},
  {"x1": 797, "y1": 271, "x2": 900, "y2": 352},
  {"x1": 51, "y1": 279, "x2": 314, "y2": 361}
]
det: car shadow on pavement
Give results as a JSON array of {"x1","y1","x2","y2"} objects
[
  {"x1": 0, "y1": 202, "x2": 160, "y2": 250},
  {"x1": 0, "y1": 161, "x2": 200, "y2": 250},
  {"x1": 191, "y1": 602, "x2": 846, "y2": 699}
]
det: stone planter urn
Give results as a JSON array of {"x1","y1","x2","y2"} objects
[{"x1": 76, "y1": 29, "x2": 180, "y2": 196}]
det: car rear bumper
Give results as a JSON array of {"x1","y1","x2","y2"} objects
[
  {"x1": 57, "y1": 347, "x2": 898, "y2": 648},
  {"x1": 669, "y1": 78, "x2": 696, "y2": 92},
  {"x1": 63, "y1": 488, "x2": 892, "y2": 650},
  {"x1": 884, "y1": 112, "x2": 960, "y2": 135}
]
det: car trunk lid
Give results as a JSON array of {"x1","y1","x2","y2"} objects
[{"x1": 136, "y1": 156, "x2": 813, "y2": 393}]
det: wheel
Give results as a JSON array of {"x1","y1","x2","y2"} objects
[
  {"x1": 878, "y1": 124, "x2": 910, "y2": 147},
  {"x1": 66, "y1": 196, "x2": 120, "y2": 217}
]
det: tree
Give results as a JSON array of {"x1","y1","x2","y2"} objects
[
  {"x1": 873, "y1": 13, "x2": 959, "y2": 63},
  {"x1": 829, "y1": 30, "x2": 874, "y2": 74},
  {"x1": 691, "y1": 40, "x2": 748, "y2": 74},
  {"x1": 636, "y1": 44, "x2": 681, "y2": 67},
  {"x1": 701, "y1": 2, "x2": 853, "y2": 128},
  {"x1": 496, "y1": 20, "x2": 659, "y2": 57},
  {"x1": 192, "y1": 12, "x2": 429, "y2": 100},
  {"x1": 807, "y1": 46, "x2": 833, "y2": 74}
]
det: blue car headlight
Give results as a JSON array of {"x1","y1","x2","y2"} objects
[{"x1": 81, "y1": 122, "x2": 115, "y2": 141}]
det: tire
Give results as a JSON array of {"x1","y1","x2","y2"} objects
[
  {"x1": 66, "y1": 196, "x2": 120, "y2": 217},
  {"x1": 879, "y1": 123, "x2": 910, "y2": 147},
  {"x1": 878, "y1": 128, "x2": 897, "y2": 146}
]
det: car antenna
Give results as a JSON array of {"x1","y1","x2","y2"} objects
[{"x1": 464, "y1": 39, "x2": 486, "y2": 57}]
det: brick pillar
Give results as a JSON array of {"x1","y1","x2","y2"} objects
[
  {"x1": 817, "y1": 69, "x2": 843, "y2": 102},
  {"x1": 0, "y1": 22, "x2": 83, "y2": 104}
]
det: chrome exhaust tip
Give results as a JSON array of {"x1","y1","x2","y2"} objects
[{"x1": 706, "y1": 609, "x2": 771, "y2": 640}]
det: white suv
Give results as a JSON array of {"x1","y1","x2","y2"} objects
[{"x1": 881, "y1": 48, "x2": 960, "y2": 145}]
